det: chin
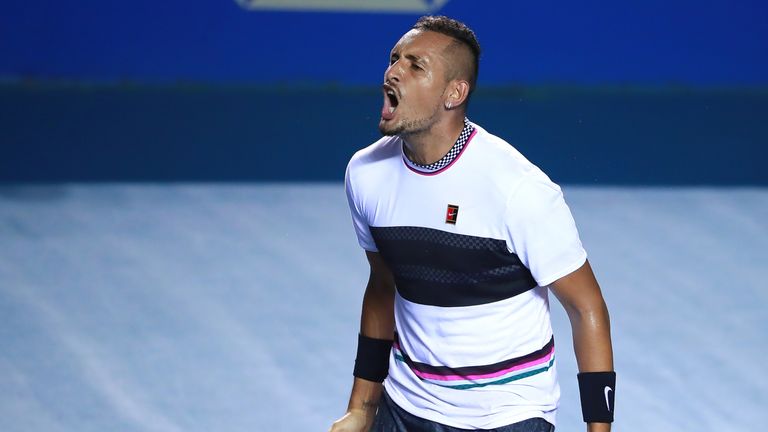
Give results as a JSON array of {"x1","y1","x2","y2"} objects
[
  {"x1": 379, "y1": 127, "x2": 399, "y2": 137},
  {"x1": 379, "y1": 120, "x2": 402, "y2": 137}
]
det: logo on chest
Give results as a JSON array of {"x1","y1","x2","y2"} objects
[{"x1": 445, "y1": 204, "x2": 459, "y2": 224}]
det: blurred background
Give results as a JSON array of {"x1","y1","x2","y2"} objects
[
  {"x1": 1, "y1": 1, "x2": 767, "y2": 431},
  {"x1": 2, "y1": 0, "x2": 766, "y2": 184}
]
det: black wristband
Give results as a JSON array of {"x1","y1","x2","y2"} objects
[
  {"x1": 353, "y1": 334, "x2": 393, "y2": 383},
  {"x1": 577, "y1": 371, "x2": 616, "y2": 423}
]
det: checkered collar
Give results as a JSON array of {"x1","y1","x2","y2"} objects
[{"x1": 402, "y1": 118, "x2": 476, "y2": 174}]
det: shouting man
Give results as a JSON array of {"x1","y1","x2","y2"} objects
[{"x1": 331, "y1": 16, "x2": 615, "y2": 432}]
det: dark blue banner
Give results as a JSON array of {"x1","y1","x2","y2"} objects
[
  {"x1": 2, "y1": 84, "x2": 765, "y2": 184},
  {"x1": 2, "y1": 0, "x2": 767, "y2": 85}
]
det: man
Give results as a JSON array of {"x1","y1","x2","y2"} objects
[{"x1": 330, "y1": 16, "x2": 614, "y2": 432}]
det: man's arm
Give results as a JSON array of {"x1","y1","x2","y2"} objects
[
  {"x1": 329, "y1": 251, "x2": 396, "y2": 432},
  {"x1": 549, "y1": 259, "x2": 614, "y2": 432}
]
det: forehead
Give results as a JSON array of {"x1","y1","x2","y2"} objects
[{"x1": 391, "y1": 29, "x2": 454, "y2": 59}]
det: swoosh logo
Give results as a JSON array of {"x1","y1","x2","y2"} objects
[{"x1": 604, "y1": 386, "x2": 613, "y2": 411}]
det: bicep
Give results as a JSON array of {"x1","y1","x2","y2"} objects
[
  {"x1": 549, "y1": 259, "x2": 613, "y2": 371},
  {"x1": 365, "y1": 251, "x2": 395, "y2": 294},
  {"x1": 549, "y1": 260, "x2": 606, "y2": 315},
  {"x1": 361, "y1": 251, "x2": 396, "y2": 337}
]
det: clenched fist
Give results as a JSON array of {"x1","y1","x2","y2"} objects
[{"x1": 329, "y1": 409, "x2": 374, "y2": 432}]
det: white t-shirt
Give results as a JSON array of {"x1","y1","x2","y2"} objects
[{"x1": 345, "y1": 121, "x2": 587, "y2": 429}]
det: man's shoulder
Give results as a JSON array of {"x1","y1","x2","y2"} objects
[
  {"x1": 347, "y1": 135, "x2": 401, "y2": 173},
  {"x1": 469, "y1": 123, "x2": 541, "y2": 182}
]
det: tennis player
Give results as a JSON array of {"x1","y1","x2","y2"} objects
[{"x1": 330, "y1": 16, "x2": 614, "y2": 432}]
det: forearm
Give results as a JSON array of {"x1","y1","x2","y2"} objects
[
  {"x1": 359, "y1": 277, "x2": 395, "y2": 339},
  {"x1": 330, "y1": 376, "x2": 382, "y2": 432},
  {"x1": 568, "y1": 299, "x2": 613, "y2": 432},
  {"x1": 331, "y1": 376, "x2": 383, "y2": 432},
  {"x1": 346, "y1": 377, "x2": 384, "y2": 419},
  {"x1": 347, "y1": 252, "x2": 396, "y2": 416},
  {"x1": 551, "y1": 261, "x2": 614, "y2": 431},
  {"x1": 569, "y1": 299, "x2": 613, "y2": 373},
  {"x1": 587, "y1": 421, "x2": 611, "y2": 432}
]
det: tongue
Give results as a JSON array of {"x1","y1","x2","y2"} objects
[{"x1": 381, "y1": 95, "x2": 395, "y2": 121}]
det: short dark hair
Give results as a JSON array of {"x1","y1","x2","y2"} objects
[{"x1": 412, "y1": 15, "x2": 481, "y2": 93}]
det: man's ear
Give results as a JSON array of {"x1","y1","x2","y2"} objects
[{"x1": 445, "y1": 80, "x2": 470, "y2": 109}]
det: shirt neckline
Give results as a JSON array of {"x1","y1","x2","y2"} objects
[{"x1": 402, "y1": 118, "x2": 476, "y2": 176}]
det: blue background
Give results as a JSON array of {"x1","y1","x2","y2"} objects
[
  {"x1": 1, "y1": 0, "x2": 766, "y2": 184},
  {"x1": 3, "y1": 0, "x2": 767, "y2": 85}
]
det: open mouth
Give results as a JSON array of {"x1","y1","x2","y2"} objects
[{"x1": 381, "y1": 85, "x2": 399, "y2": 120}]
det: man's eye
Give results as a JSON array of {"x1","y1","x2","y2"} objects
[{"x1": 411, "y1": 64, "x2": 423, "y2": 71}]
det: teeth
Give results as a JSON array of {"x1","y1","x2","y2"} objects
[{"x1": 389, "y1": 106, "x2": 395, "y2": 113}]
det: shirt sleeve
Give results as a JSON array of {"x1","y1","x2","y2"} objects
[
  {"x1": 345, "y1": 161, "x2": 379, "y2": 252},
  {"x1": 505, "y1": 172, "x2": 587, "y2": 286}
]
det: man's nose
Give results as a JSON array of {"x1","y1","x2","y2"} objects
[{"x1": 385, "y1": 61, "x2": 402, "y2": 83}]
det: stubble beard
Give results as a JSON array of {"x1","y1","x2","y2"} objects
[{"x1": 379, "y1": 103, "x2": 442, "y2": 138}]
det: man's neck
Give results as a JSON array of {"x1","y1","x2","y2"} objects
[{"x1": 402, "y1": 115, "x2": 466, "y2": 165}]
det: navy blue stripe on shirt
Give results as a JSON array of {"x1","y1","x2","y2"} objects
[{"x1": 370, "y1": 226, "x2": 537, "y2": 307}]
